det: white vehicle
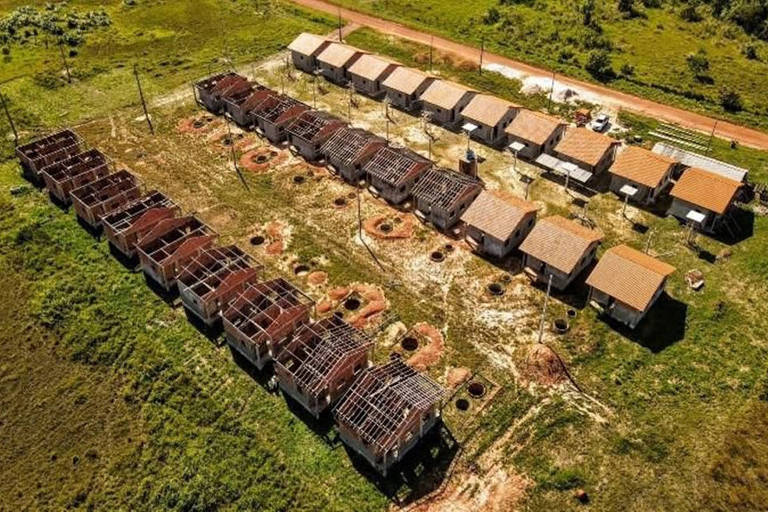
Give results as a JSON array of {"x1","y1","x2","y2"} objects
[{"x1": 591, "y1": 113, "x2": 610, "y2": 132}]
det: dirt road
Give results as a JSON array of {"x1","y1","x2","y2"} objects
[{"x1": 291, "y1": 0, "x2": 768, "y2": 151}]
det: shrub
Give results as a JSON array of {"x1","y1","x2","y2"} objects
[
  {"x1": 720, "y1": 88, "x2": 743, "y2": 111},
  {"x1": 585, "y1": 49, "x2": 614, "y2": 79},
  {"x1": 743, "y1": 43, "x2": 759, "y2": 60},
  {"x1": 679, "y1": 4, "x2": 703, "y2": 22},
  {"x1": 620, "y1": 62, "x2": 635, "y2": 75},
  {"x1": 579, "y1": 0, "x2": 596, "y2": 26},
  {"x1": 686, "y1": 49, "x2": 710, "y2": 75},
  {"x1": 483, "y1": 7, "x2": 501, "y2": 25},
  {"x1": 618, "y1": 0, "x2": 635, "y2": 14}
]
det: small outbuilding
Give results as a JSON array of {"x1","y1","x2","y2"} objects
[
  {"x1": 321, "y1": 127, "x2": 387, "y2": 184},
  {"x1": 70, "y1": 170, "x2": 142, "y2": 229},
  {"x1": 347, "y1": 54, "x2": 399, "y2": 98},
  {"x1": 287, "y1": 110, "x2": 346, "y2": 161},
  {"x1": 652, "y1": 142, "x2": 748, "y2": 183},
  {"x1": 136, "y1": 216, "x2": 217, "y2": 291},
  {"x1": 224, "y1": 86, "x2": 274, "y2": 128},
  {"x1": 40, "y1": 149, "x2": 111, "y2": 205},
  {"x1": 586, "y1": 244, "x2": 675, "y2": 329},
  {"x1": 288, "y1": 32, "x2": 332, "y2": 73},
  {"x1": 668, "y1": 167, "x2": 742, "y2": 234},
  {"x1": 460, "y1": 94, "x2": 520, "y2": 147},
  {"x1": 223, "y1": 278, "x2": 314, "y2": 370},
  {"x1": 316, "y1": 42, "x2": 367, "y2": 85},
  {"x1": 251, "y1": 93, "x2": 310, "y2": 144},
  {"x1": 420, "y1": 80, "x2": 476, "y2": 129},
  {"x1": 412, "y1": 167, "x2": 483, "y2": 231},
  {"x1": 519, "y1": 215, "x2": 604, "y2": 291},
  {"x1": 504, "y1": 110, "x2": 567, "y2": 160},
  {"x1": 365, "y1": 145, "x2": 432, "y2": 204},
  {"x1": 194, "y1": 72, "x2": 250, "y2": 114},
  {"x1": 609, "y1": 146, "x2": 677, "y2": 205},
  {"x1": 177, "y1": 245, "x2": 262, "y2": 326},
  {"x1": 461, "y1": 190, "x2": 538, "y2": 258},
  {"x1": 102, "y1": 191, "x2": 180, "y2": 259},
  {"x1": 551, "y1": 127, "x2": 620, "y2": 179},
  {"x1": 382, "y1": 67, "x2": 434, "y2": 112},
  {"x1": 274, "y1": 316, "x2": 373, "y2": 418},
  {"x1": 333, "y1": 358, "x2": 444, "y2": 476},
  {"x1": 16, "y1": 129, "x2": 84, "y2": 181}
]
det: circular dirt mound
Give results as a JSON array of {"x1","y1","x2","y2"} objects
[
  {"x1": 347, "y1": 192, "x2": 357, "y2": 199},
  {"x1": 344, "y1": 297, "x2": 361, "y2": 311},
  {"x1": 401, "y1": 336, "x2": 418, "y2": 351},
  {"x1": 467, "y1": 381, "x2": 486, "y2": 398},
  {"x1": 378, "y1": 223, "x2": 393, "y2": 233},
  {"x1": 455, "y1": 398, "x2": 470, "y2": 411},
  {"x1": 430, "y1": 251, "x2": 445, "y2": 263},
  {"x1": 293, "y1": 175, "x2": 305, "y2": 184},
  {"x1": 294, "y1": 264, "x2": 310, "y2": 276},
  {"x1": 523, "y1": 344, "x2": 567, "y2": 386},
  {"x1": 250, "y1": 235, "x2": 265, "y2": 246},
  {"x1": 334, "y1": 197, "x2": 347, "y2": 207},
  {"x1": 487, "y1": 283, "x2": 505, "y2": 296}
]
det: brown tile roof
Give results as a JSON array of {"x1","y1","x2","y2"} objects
[
  {"x1": 519, "y1": 215, "x2": 603, "y2": 274},
  {"x1": 609, "y1": 146, "x2": 676, "y2": 189},
  {"x1": 382, "y1": 67, "x2": 432, "y2": 95},
  {"x1": 554, "y1": 127, "x2": 618, "y2": 167},
  {"x1": 505, "y1": 110, "x2": 565, "y2": 146},
  {"x1": 670, "y1": 167, "x2": 741, "y2": 214},
  {"x1": 348, "y1": 54, "x2": 398, "y2": 81},
  {"x1": 586, "y1": 244, "x2": 675, "y2": 312},
  {"x1": 460, "y1": 190, "x2": 537, "y2": 241},
  {"x1": 420, "y1": 80, "x2": 474, "y2": 110},
  {"x1": 316, "y1": 43, "x2": 365, "y2": 68},
  {"x1": 461, "y1": 94, "x2": 519, "y2": 127},
  {"x1": 287, "y1": 33, "x2": 330, "y2": 56}
]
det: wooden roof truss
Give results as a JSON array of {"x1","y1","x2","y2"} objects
[
  {"x1": 41, "y1": 149, "x2": 111, "y2": 185},
  {"x1": 365, "y1": 146, "x2": 431, "y2": 187},
  {"x1": 70, "y1": 169, "x2": 140, "y2": 207},
  {"x1": 101, "y1": 191, "x2": 177, "y2": 235},
  {"x1": 412, "y1": 168, "x2": 480, "y2": 210},
  {"x1": 177, "y1": 245, "x2": 262, "y2": 302}
]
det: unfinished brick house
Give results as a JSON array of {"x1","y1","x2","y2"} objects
[
  {"x1": 102, "y1": 191, "x2": 180, "y2": 258},
  {"x1": 411, "y1": 167, "x2": 483, "y2": 231},
  {"x1": 40, "y1": 149, "x2": 111, "y2": 205},
  {"x1": 252, "y1": 94, "x2": 310, "y2": 144},
  {"x1": 519, "y1": 215, "x2": 604, "y2": 291},
  {"x1": 288, "y1": 32, "x2": 332, "y2": 73},
  {"x1": 504, "y1": 110, "x2": 567, "y2": 160},
  {"x1": 461, "y1": 190, "x2": 538, "y2": 258},
  {"x1": 321, "y1": 127, "x2": 387, "y2": 184},
  {"x1": 382, "y1": 67, "x2": 434, "y2": 112},
  {"x1": 135, "y1": 216, "x2": 217, "y2": 292},
  {"x1": 586, "y1": 244, "x2": 675, "y2": 329},
  {"x1": 420, "y1": 80, "x2": 476, "y2": 129},
  {"x1": 70, "y1": 170, "x2": 142, "y2": 229},
  {"x1": 16, "y1": 129, "x2": 84, "y2": 181},
  {"x1": 194, "y1": 72, "x2": 250, "y2": 114},
  {"x1": 668, "y1": 167, "x2": 742, "y2": 234},
  {"x1": 287, "y1": 110, "x2": 346, "y2": 161},
  {"x1": 177, "y1": 245, "x2": 262, "y2": 327},
  {"x1": 316, "y1": 42, "x2": 367, "y2": 85},
  {"x1": 366, "y1": 146, "x2": 432, "y2": 205},
  {"x1": 347, "y1": 54, "x2": 399, "y2": 98},
  {"x1": 333, "y1": 358, "x2": 444, "y2": 476},
  {"x1": 608, "y1": 146, "x2": 678, "y2": 206},
  {"x1": 223, "y1": 85, "x2": 273, "y2": 127},
  {"x1": 460, "y1": 94, "x2": 520, "y2": 147},
  {"x1": 223, "y1": 278, "x2": 314, "y2": 370},
  {"x1": 274, "y1": 316, "x2": 373, "y2": 418},
  {"x1": 549, "y1": 127, "x2": 620, "y2": 183}
]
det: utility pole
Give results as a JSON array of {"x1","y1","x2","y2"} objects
[
  {"x1": 644, "y1": 229, "x2": 654, "y2": 254},
  {"x1": 225, "y1": 116, "x2": 248, "y2": 190},
  {"x1": 133, "y1": 64, "x2": 154, "y2": 135},
  {"x1": 58, "y1": 40, "x2": 71, "y2": 83},
  {"x1": 0, "y1": 91, "x2": 18, "y2": 146},
  {"x1": 337, "y1": 6, "x2": 343, "y2": 41},
  {"x1": 312, "y1": 72, "x2": 318, "y2": 108},
  {"x1": 347, "y1": 81, "x2": 354, "y2": 123},
  {"x1": 547, "y1": 71, "x2": 555, "y2": 111},
  {"x1": 537, "y1": 274, "x2": 553, "y2": 344},
  {"x1": 707, "y1": 120, "x2": 718, "y2": 152},
  {"x1": 479, "y1": 36, "x2": 485, "y2": 75},
  {"x1": 429, "y1": 35, "x2": 434, "y2": 73}
]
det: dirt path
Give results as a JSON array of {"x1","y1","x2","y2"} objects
[{"x1": 291, "y1": 0, "x2": 768, "y2": 150}]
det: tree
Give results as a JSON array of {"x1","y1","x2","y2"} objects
[
  {"x1": 618, "y1": 0, "x2": 635, "y2": 15},
  {"x1": 585, "y1": 50, "x2": 614, "y2": 79},
  {"x1": 720, "y1": 88, "x2": 743, "y2": 112},
  {"x1": 620, "y1": 62, "x2": 635, "y2": 76},
  {"x1": 686, "y1": 49, "x2": 710, "y2": 75},
  {"x1": 579, "y1": 0, "x2": 596, "y2": 26},
  {"x1": 483, "y1": 7, "x2": 501, "y2": 25}
]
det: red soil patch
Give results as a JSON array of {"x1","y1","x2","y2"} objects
[
  {"x1": 307, "y1": 271, "x2": 328, "y2": 286},
  {"x1": 322, "y1": 283, "x2": 388, "y2": 328},
  {"x1": 348, "y1": 300, "x2": 386, "y2": 329},
  {"x1": 446, "y1": 367, "x2": 472, "y2": 389},
  {"x1": 316, "y1": 299, "x2": 334, "y2": 314},
  {"x1": 240, "y1": 147, "x2": 287, "y2": 173},
  {"x1": 265, "y1": 240, "x2": 284, "y2": 255},
  {"x1": 328, "y1": 287, "x2": 350, "y2": 301},
  {"x1": 362, "y1": 214, "x2": 414, "y2": 240},
  {"x1": 521, "y1": 344, "x2": 567, "y2": 387},
  {"x1": 176, "y1": 115, "x2": 218, "y2": 134},
  {"x1": 407, "y1": 323, "x2": 445, "y2": 371}
]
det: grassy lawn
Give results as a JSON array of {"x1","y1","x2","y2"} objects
[{"x1": 329, "y1": 0, "x2": 768, "y2": 131}]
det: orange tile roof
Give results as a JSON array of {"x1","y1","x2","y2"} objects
[
  {"x1": 382, "y1": 67, "x2": 432, "y2": 95},
  {"x1": 317, "y1": 43, "x2": 365, "y2": 68},
  {"x1": 586, "y1": 244, "x2": 675, "y2": 312},
  {"x1": 287, "y1": 33, "x2": 330, "y2": 56},
  {"x1": 505, "y1": 110, "x2": 565, "y2": 146},
  {"x1": 348, "y1": 54, "x2": 398, "y2": 81},
  {"x1": 554, "y1": 127, "x2": 618, "y2": 167},
  {"x1": 519, "y1": 215, "x2": 603, "y2": 274},
  {"x1": 670, "y1": 167, "x2": 741, "y2": 214},
  {"x1": 420, "y1": 80, "x2": 474, "y2": 110},
  {"x1": 609, "y1": 146, "x2": 676, "y2": 189},
  {"x1": 461, "y1": 94, "x2": 519, "y2": 128},
  {"x1": 460, "y1": 190, "x2": 537, "y2": 241}
]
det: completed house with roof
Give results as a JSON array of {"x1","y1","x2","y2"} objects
[
  {"x1": 668, "y1": 167, "x2": 742, "y2": 234},
  {"x1": 365, "y1": 146, "x2": 432, "y2": 204},
  {"x1": 411, "y1": 167, "x2": 483, "y2": 231},
  {"x1": 609, "y1": 146, "x2": 677, "y2": 205},
  {"x1": 348, "y1": 54, "x2": 399, "y2": 98},
  {"x1": 549, "y1": 127, "x2": 620, "y2": 182},
  {"x1": 461, "y1": 191, "x2": 538, "y2": 258},
  {"x1": 316, "y1": 42, "x2": 366, "y2": 85},
  {"x1": 382, "y1": 67, "x2": 434, "y2": 111},
  {"x1": 519, "y1": 215, "x2": 604, "y2": 290},
  {"x1": 288, "y1": 32, "x2": 332, "y2": 73},
  {"x1": 460, "y1": 94, "x2": 520, "y2": 147},
  {"x1": 586, "y1": 244, "x2": 675, "y2": 329},
  {"x1": 505, "y1": 110, "x2": 567, "y2": 160},
  {"x1": 321, "y1": 127, "x2": 387, "y2": 184},
  {"x1": 420, "y1": 80, "x2": 476, "y2": 129}
]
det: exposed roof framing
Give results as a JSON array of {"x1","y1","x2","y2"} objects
[
  {"x1": 255, "y1": 94, "x2": 308, "y2": 124},
  {"x1": 288, "y1": 110, "x2": 344, "y2": 143},
  {"x1": 195, "y1": 72, "x2": 240, "y2": 94},
  {"x1": 16, "y1": 129, "x2": 84, "y2": 165},
  {"x1": 224, "y1": 278, "x2": 314, "y2": 344},
  {"x1": 224, "y1": 83, "x2": 264, "y2": 107},
  {"x1": 70, "y1": 169, "x2": 139, "y2": 207},
  {"x1": 321, "y1": 127, "x2": 384, "y2": 165},
  {"x1": 334, "y1": 358, "x2": 444, "y2": 454},
  {"x1": 41, "y1": 148, "x2": 110, "y2": 185},
  {"x1": 178, "y1": 245, "x2": 261, "y2": 302},
  {"x1": 277, "y1": 316, "x2": 373, "y2": 398},
  {"x1": 411, "y1": 167, "x2": 482, "y2": 210},
  {"x1": 101, "y1": 191, "x2": 177, "y2": 235},
  {"x1": 365, "y1": 146, "x2": 432, "y2": 187},
  {"x1": 137, "y1": 216, "x2": 215, "y2": 264}
]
